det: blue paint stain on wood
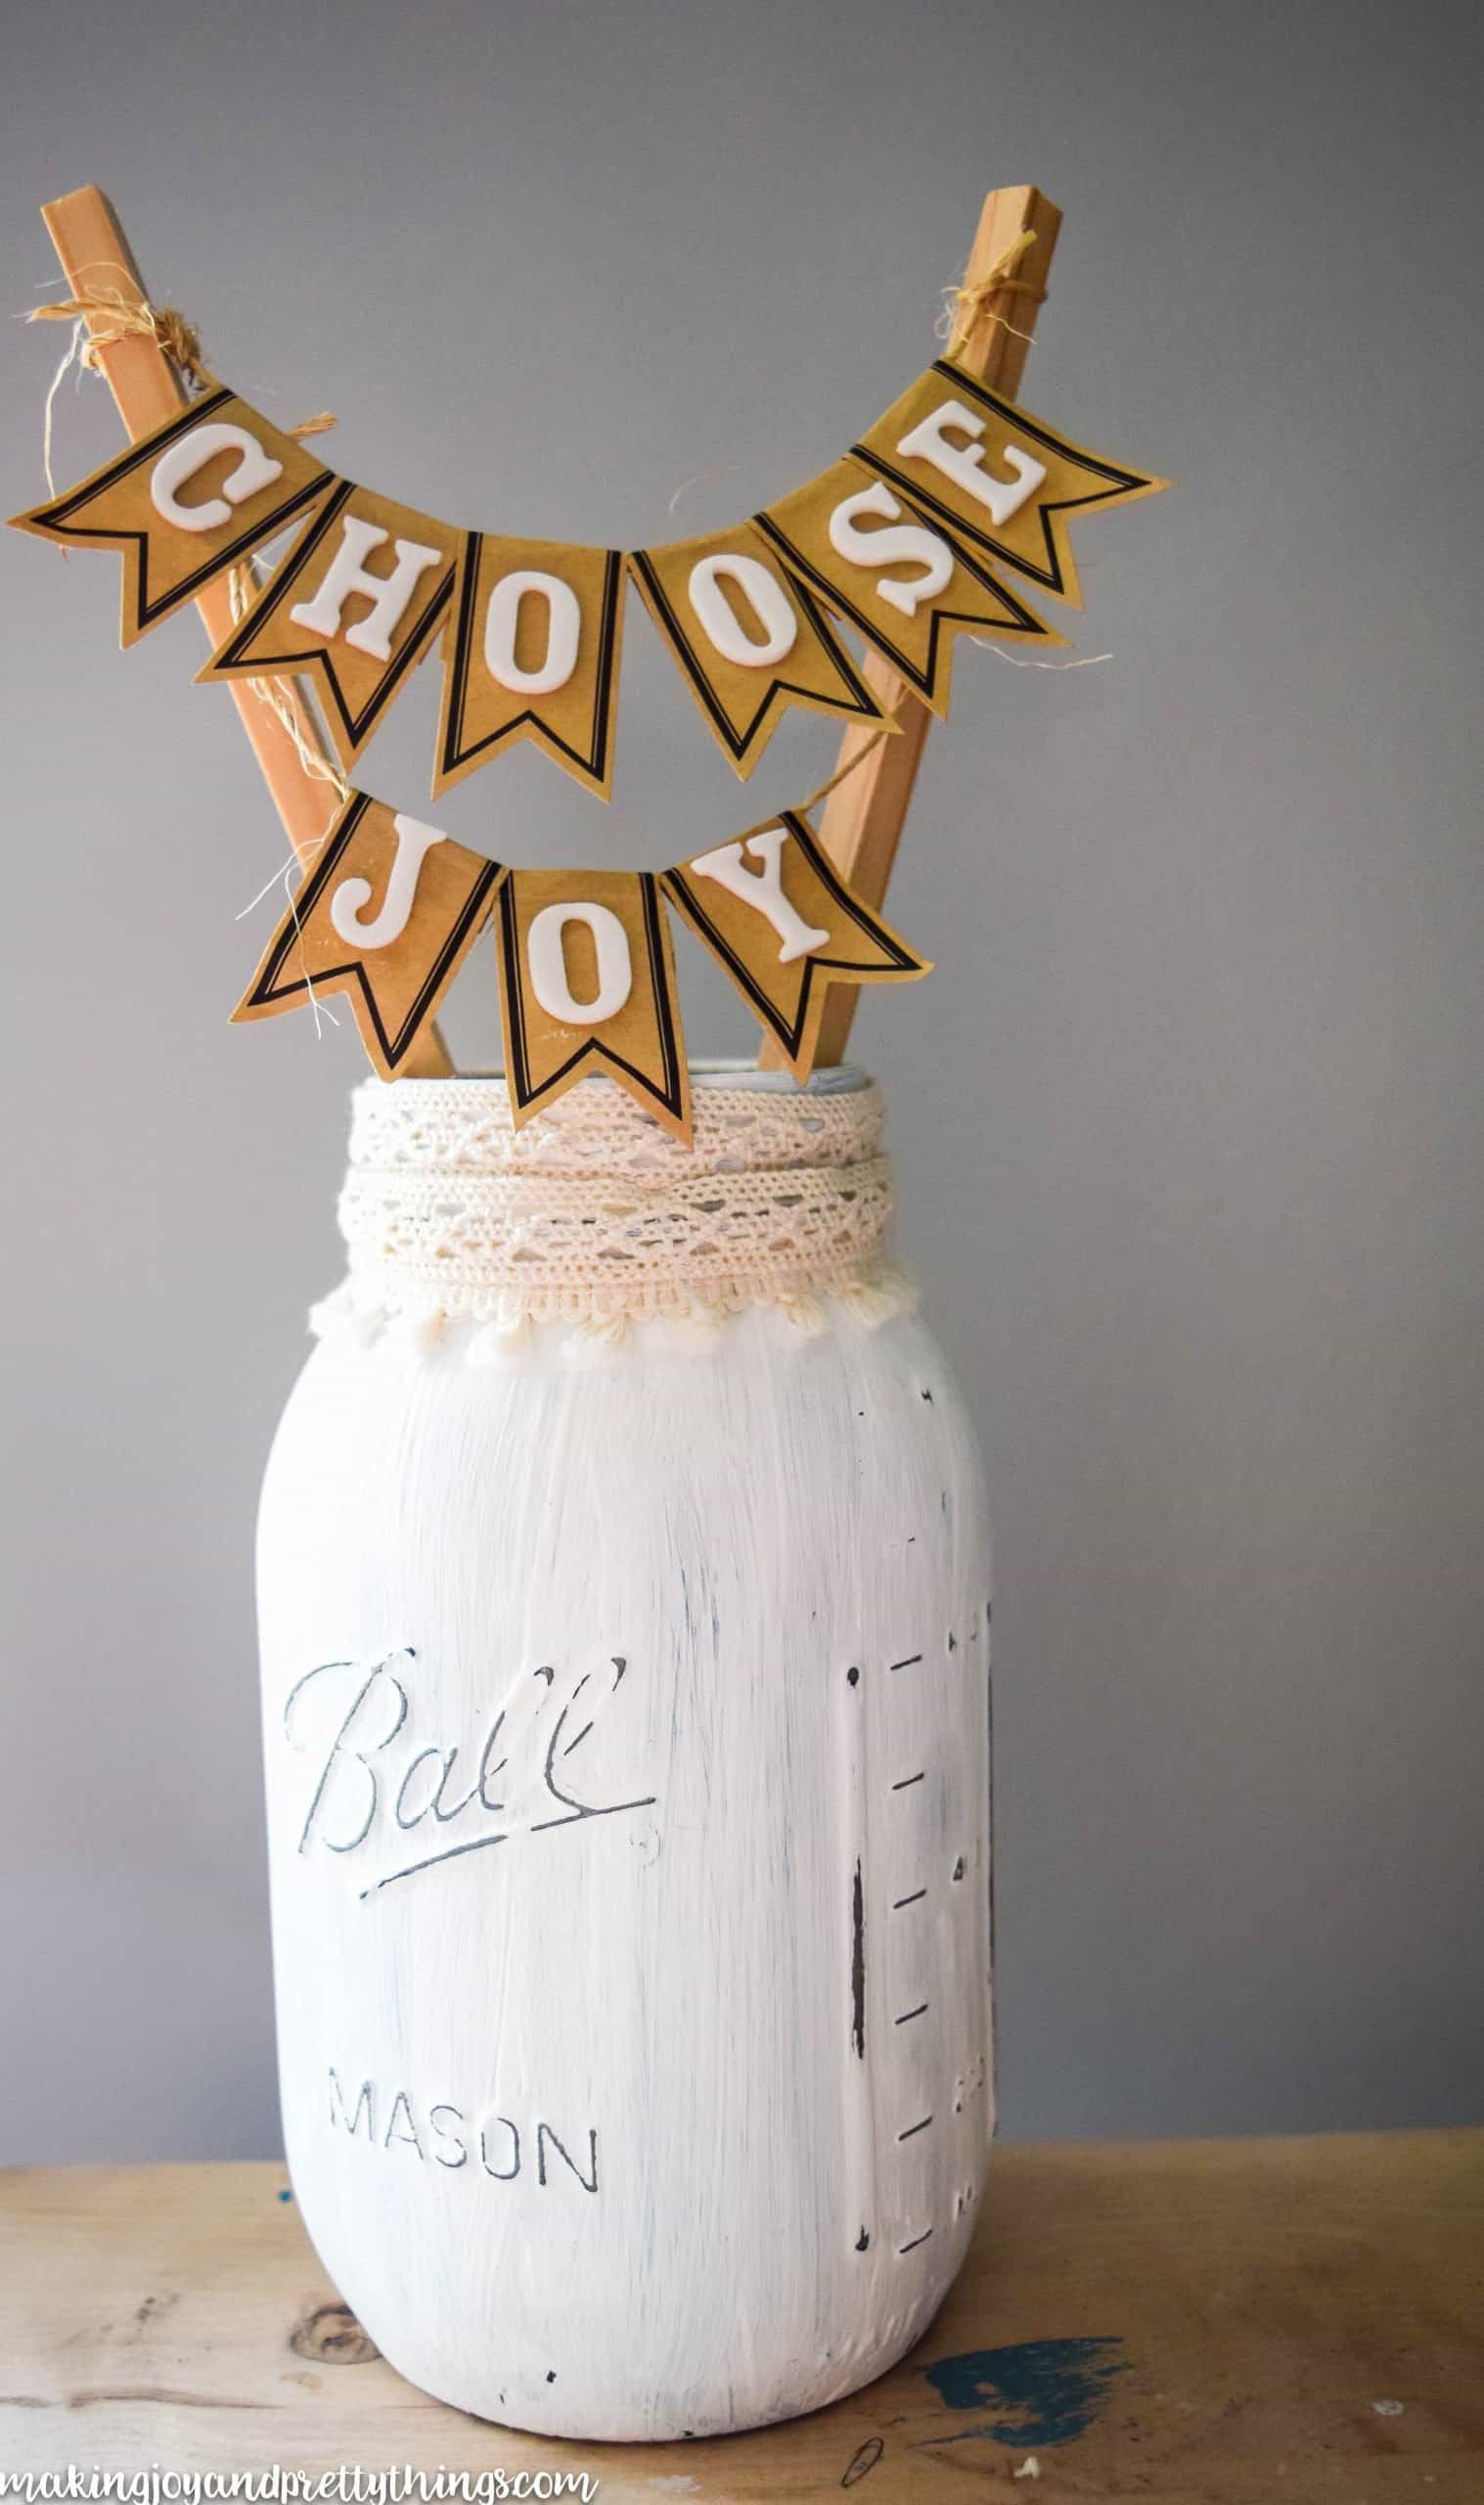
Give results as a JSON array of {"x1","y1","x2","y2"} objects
[
  {"x1": 921, "y1": 2337, "x2": 1128, "y2": 2447},
  {"x1": 277, "y1": 2187, "x2": 294, "y2": 2203}
]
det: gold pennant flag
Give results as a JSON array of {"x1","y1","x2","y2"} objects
[
  {"x1": 435, "y1": 533, "x2": 625, "y2": 798},
  {"x1": 202, "y1": 481, "x2": 459, "y2": 771},
  {"x1": 629, "y1": 521, "x2": 887, "y2": 778},
  {"x1": 8, "y1": 379, "x2": 336, "y2": 646},
  {"x1": 663, "y1": 809, "x2": 930, "y2": 1082},
  {"x1": 232, "y1": 790, "x2": 502, "y2": 1080},
  {"x1": 756, "y1": 453, "x2": 1060, "y2": 716},
  {"x1": 853, "y1": 357, "x2": 1167, "y2": 607},
  {"x1": 495, "y1": 870, "x2": 691, "y2": 1140}
]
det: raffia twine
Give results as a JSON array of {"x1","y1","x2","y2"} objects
[
  {"x1": 25, "y1": 282, "x2": 349, "y2": 809},
  {"x1": 28, "y1": 281, "x2": 208, "y2": 384},
  {"x1": 226, "y1": 553, "x2": 350, "y2": 801},
  {"x1": 25, "y1": 278, "x2": 337, "y2": 506},
  {"x1": 939, "y1": 226, "x2": 1045, "y2": 360}
]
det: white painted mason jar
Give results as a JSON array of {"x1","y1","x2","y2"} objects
[{"x1": 257, "y1": 1065, "x2": 993, "y2": 2440}]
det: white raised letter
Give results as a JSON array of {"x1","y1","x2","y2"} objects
[
  {"x1": 896, "y1": 398, "x2": 1048, "y2": 526},
  {"x1": 330, "y1": 813, "x2": 447, "y2": 950},
  {"x1": 150, "y1": 423, "x2": 285, "y2": 533},
  {"x1": 827, "y1": 482, "x2": 954, "y2": 618},
  {"x1": 290, "y1": 514, "x2": 444, "y2": 661},
  {"x1": 687, "y1": 553, "x2": 797, "y2": 668},
  {"x1": 483, "y1": 570, "x2": 581, "y2": 695},
  {"x1": 527, "y1": 901, "x2": 632, "y2": 1025},
  {"x1": 690, "y1": 829, "x2": 828, "y2": 964}
]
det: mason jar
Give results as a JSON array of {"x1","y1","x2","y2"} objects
[{"x1": 256, "y1": 1064, "x2": 993, "y2": 2439}]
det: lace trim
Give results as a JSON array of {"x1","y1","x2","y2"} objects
[
  {"x1": 346, "y1": 1070, "x2": 884, "y2": 1178},
  {"x1": 310, "y1": 1262, "x2": 919, "y2": 1356},
  {"x1": 314, "y1": 1071, "x2": 908, "y2": 1349}
]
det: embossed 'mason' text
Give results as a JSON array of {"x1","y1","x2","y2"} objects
[{"x1": 327, "y1": 2069, "x2": 600, "y2": 2193}]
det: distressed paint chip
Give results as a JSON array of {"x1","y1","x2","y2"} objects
[{"x1": 921, "y1": 2337, "x2": 1129, "y2": 2448}]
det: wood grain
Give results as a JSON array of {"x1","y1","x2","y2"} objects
[
  {"x1": 3, "y1": 2133, "x2": 1480, "y2": 2496},
  {"x1": 759, "y1": 183, "x2": 1061, "y2": 1071},
  {"x1": 38, "y1": 184, "x2": 452, "y2": 1076}
]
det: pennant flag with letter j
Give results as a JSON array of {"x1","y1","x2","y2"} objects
[{"x1": 232, "y1": 790, "x2": 503, "y2": 1080}]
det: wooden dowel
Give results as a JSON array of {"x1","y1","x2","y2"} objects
[
  {"x1": 759, "y1": 182, "x2": 1061, "y2": 1070},
  {"x1": 39, "y1": 184, "x2": 454, "y2": 1077}
]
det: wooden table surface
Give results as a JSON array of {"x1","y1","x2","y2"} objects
[{"x1": 3, "y1": 2133, "x2": 1481, "y2": 2500}]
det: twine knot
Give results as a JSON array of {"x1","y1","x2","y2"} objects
[
  {"x1": 24, "y1": 279, "x2": 337, "y2": 499},
  {"x1": 143, "y1": 299, "x2": 205, "y2": 380},
  {"x1": 27, "y1": 282, "x2": 209, "y2": 384},
  {"x1": 941, "y1": 227, "x2": 1046, "y2": 358}
]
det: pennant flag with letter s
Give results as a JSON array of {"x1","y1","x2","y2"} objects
[
  {"x1": 756, "y1": 453, "x2": 1060, "y2": 717},
  {"x1": 852, "y1": 357, "x2": 1167, "y2": 606}
]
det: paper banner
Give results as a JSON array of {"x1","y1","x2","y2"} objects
[
  {"x1": 853, "y1": 357, "x2": 1167, "y2": 606},
  {"x1": 435, "y1": 534, "x2": 625, "y2": 798},
  {"x1": 629, "y1": 521, "x2": 887, "y2": 778},
  {"x1": 495, "y1": 870, "x2": 691, "y2": 1140},
  {"x1": 756, "y1": 454, "x2": 1060, "y2": 716},
  {"x1": 202, "y1": 480, "x2": 459, "y2": 771},
  {"x1": 14, "y1": 344, "x2": 1165, "y2": 796},
  {"x1": 232, "y1": 790, "x2": 502, "y2": 1079},
  {"x1": 663, "y1": 809, "x2": 930, "y2": 1082},
  {"x1": 9, "y1": 379, "x2": 335, "y2": 646}
]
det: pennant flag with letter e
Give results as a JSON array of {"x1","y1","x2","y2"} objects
[
  {"x1": 494, "y1": 870, "x2": 691, "y2": 1141},
  {"x1": 202, "y1": 480, "x2": 459, "y2": 772},
  {"x1": 8, "y1": 380, "x2": 336, "y2": 647},
  {"x1": 663, "y1": 810, "x2": 930, "y2": 1083},
  {"x1": 232, "y1": 790, "x2": 503, "y2": 1080},
  {"x1": 756, "y1": 453, "x2": 1060, "y2": 716},
  {"x1": 629, "y1": 520, "x2": 887, "y2": 778},
  {"x1": 852, "y1": 357, "x2": 1167, "y2": 607},
  {"x1": 435, "y1": 533, "x2": 625, "y2": 799}
]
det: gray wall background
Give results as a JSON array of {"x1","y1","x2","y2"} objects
[{"x1": 2, "y1": 0, "x2": 1480, "y2": 2163}]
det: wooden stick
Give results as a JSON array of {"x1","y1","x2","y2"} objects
[
  {"x1": 759, "y1": 182, "x2": 1061, "y2": 1070},
  {"x1": 39, "y1": 184, "x2": 454, "y2": 1077}
]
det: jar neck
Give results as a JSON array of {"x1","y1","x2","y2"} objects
[{"x1": 312, "y1": 1066, "x2": 912, "y2": 1350}]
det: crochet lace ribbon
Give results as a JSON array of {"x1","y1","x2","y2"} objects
[{"x1": 311, "y1": 1070, "x2": 913, "y2": 1348}]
